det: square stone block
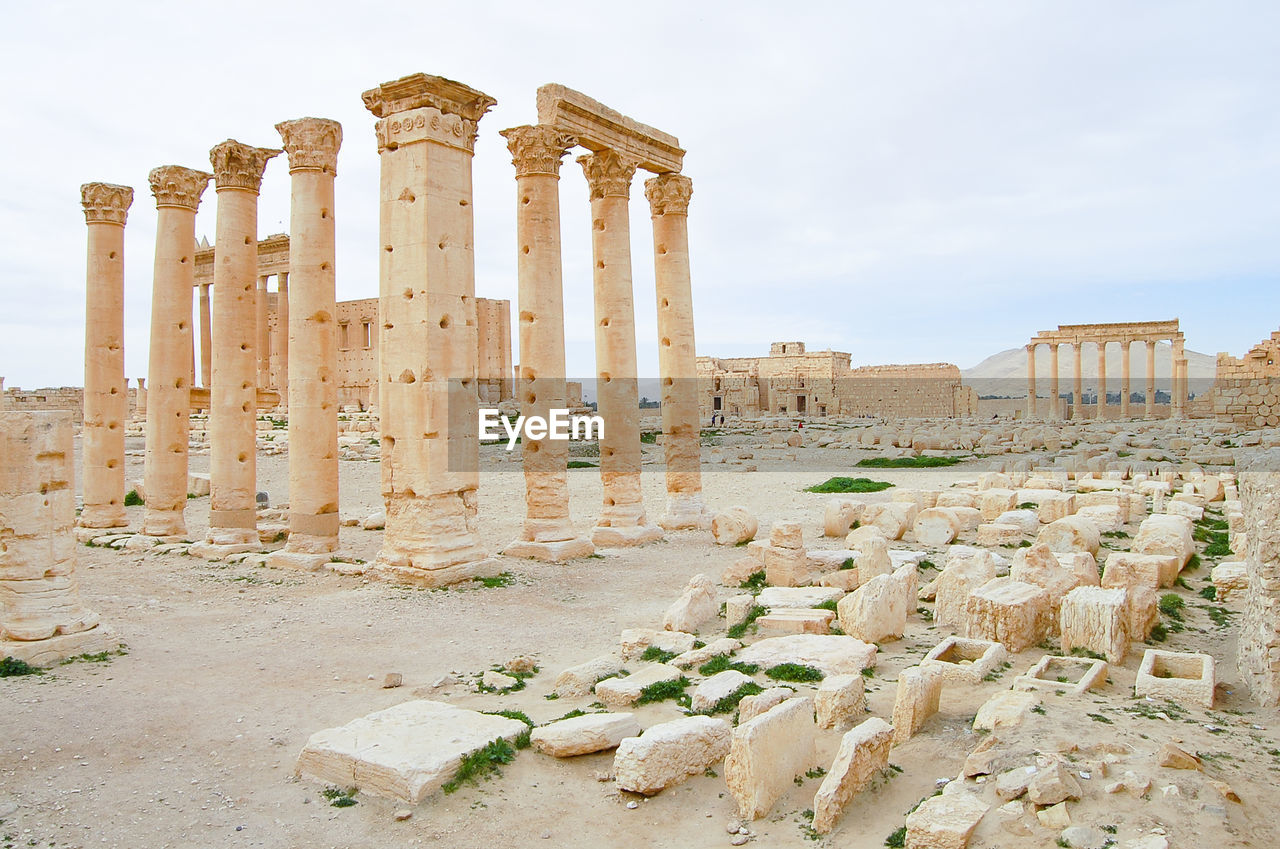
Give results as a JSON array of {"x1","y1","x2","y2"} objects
[
  {"x1": 1134, "y1": 650, "x2": 1215, "y2": 708},
  {"x1": 1012, "y1": 655, "x2": 1107, "y2": 696},
  {"x1": 1059, "y1": 586, "x2": 1129, "y2": 663},
  {"x1": 965, "y1": 578, "x2": 1049, "y2": 654},
  {"x1": 757, "y1": 608, "x2": 834, "y2": 635},
  {"x1": 976, "y1": 523, "x2": 1023, "y2": 547},
  {"x1": 921, "y1": 636, "x2": 1008, "y2": 685}
]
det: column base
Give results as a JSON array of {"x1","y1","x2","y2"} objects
[
  {"x1": 141, "y1": 509, "x2": 186, "y2": 538},
  {"x1": 503, "y1": 537, "x2": 596, "y2": 562},
  {"x1": 77, "y1": 512, "x2": 128, "y2": 531},
  {"x1": 591, "y1": 523, "x2": 664, "y2": 548},
  {"x1": 658, "y1": 494, "x2": 712, "y2": 531},
  {"x1": 264, "y1": 550, "x2": 333, "y2": 572},
  {"x1": 371, "y1": 555, "x2": 503, "y2": 588},
  {"x1": 189, "y1": 529, "x2": 262, "y2": 560},
  {"x1": 1, "y1": 626, "x2": 117, "y2": 668}
]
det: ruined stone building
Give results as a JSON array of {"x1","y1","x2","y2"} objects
[
  {"x1": 1209, "y1": 327, "x2": 1280, "y2": 427},
  {"x1": 697, "y1": 341, "x2": 977, "y2": 419}
]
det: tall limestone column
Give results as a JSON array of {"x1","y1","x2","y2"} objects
[
  {"x1": 1072, "y1": 343, "x2": 1083, "y2": 421},
  {"x1": 142, "y1": 165, "x2": 210, "y2": 537},
  {"x1": 1120, "y1": 339, "x2": 1131, "y2": 418},
  {"x1": 362, "y1": 72, "x2": 499, "y2": 586},
  {"x1": 198, "y1": 283, "x2": 212, "y2": 387},
  {"x1": 1096, "y1": 341, "x2": 1107, "y2": 420},
  {"x1": 579, "y1": 149, "x2": 662, "y2": 548},
  {"x1": 195, "y1": 141, "x2": 279, "y2": 558},
  {"x1": 1145, "y1": 340, "x2": 1157, "y2": 418},
  {"x1": 267, "y1": 118, "x2": 343, "y2": 571},
  {"x1": 1172, "y1": 339, "x2": 1186, "y2": 418},
  {"x1": 1049, "y1": 343, "x2": 1060, "y2": 421},
  {"x1": 79, "y1": 182, "x2": 133, "y2": 529},
  {"x1": 499, "y1": 124, "x2": 594, "y2": 562},
  {"x1": 1025, "y1": 344, "x2": 1037, "y2": 420},
  {"x1": 275, "y1": 271, "x2": 289, "y2": 409},
  {"x1": 647, "y1": 172, "x2": 709, "y2": 529},
  {"x1": 1, "y1": 412, "x2": 114, "y2": 666},
  {"x1": 256, "y1": 276, "x2": 271, "y2": 389}
]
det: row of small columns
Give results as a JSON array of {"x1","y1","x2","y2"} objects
[{"x1": 1025, "y1": 338, "x2": 1187, "y2": 421}]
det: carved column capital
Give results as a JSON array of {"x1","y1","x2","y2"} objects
[
  {"x1": 147, "y1": 165, "x2": 212, "y2": 210},
  {"x1": 275, "y1": 118, "x2": 343, "y2": 174},
  {"x1": 80, "y1": 182, "x2": 134, "y2": 225},
  {"x1": 644, "y1": 173, "x2": 692, "y2": 216},
  {"x1": 500, "y1": 124, "x2": 576, "y2": 178},
  {"x1": 209, "y1": 140, "x2": 280, "y2": 193},
  {"x1": 577, "y1": 149, "x2": 639, "y2": 200},
  {"x1": 363, "y1": 73, "x2": 494, "y2": 155}
]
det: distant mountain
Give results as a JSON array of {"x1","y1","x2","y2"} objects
[{"x1": 961, "y1": 342, "x2": 1217, "y2": 398}]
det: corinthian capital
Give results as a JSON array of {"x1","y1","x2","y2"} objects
[
  {"x1": 500, "y1": 124, "x2": 577, "y2": 178},
  {"x1": 644, "y1": 173, "x2": 692, "y2": 216},
  {"x1": 80, "y1": 182, "x2": 134, "y2": 225},
  {"x1": 209, "y1": 140, "x2": 281, "y2": 193},
  {"x1": 275, "y1": 118, "x2": 343, "y2": 174},
  {"x1": 147, "y1": 165, "x2": 212, "y2": 210},
  {"x1": 576, "y1": 149, "x2": 639, "y2": 201}
]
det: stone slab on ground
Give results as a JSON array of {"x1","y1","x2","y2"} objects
[
  {"x1": 735, "y1": 635, "x2": 876, "y2": 677},
  {"x1": 294, "y1": 700, "x2": 528, "y2": 803},
  {"x1": 613, "y1": 716, "x2": 732, "y2": 795},
  {"x1": 530, "y1": 713, "x2": 640, "y2": 757}
]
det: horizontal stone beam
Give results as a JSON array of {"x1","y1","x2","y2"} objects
[{"x1": 536, "y1": 84, "x2": 684, "y2": 174}]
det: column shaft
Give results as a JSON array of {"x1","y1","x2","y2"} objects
[
  {"x1": 580, "y1": 149, "x2": 661, "y2": 547},
  {"x1": 276, "y1": 272, "x2": 289, "y2": 410},
  {"x1": 1146, "y1": 340, "x2": 1156, "y2": 417},
  {"x1": 1120, "y1": 340, "x2": 1131, "y2": 418},
  {"x1": 1096, "y1": 341, "x2": 1107, "y2": 420},
  {"x1": 198, "y1": 283, "x2": 212, "y2": 387},
  {"x1": 1072, "y1": 344, "x2": 1083, "y2": 421},
  {"x1": 1049, "y1": 343, "x2": 1060, "y2": 421},
  {"x1": 1172, "y1": 340, "x2": 1186, "y2": 418},
  {"x1": 80, "y1": 183, "x2": 133, "y2": 528},
  {"x1": 1026, "y1": 344, "x2": 1037, "y2": 419},
  {"x1": 256, "y1": 276, "x2": 270, "y2": 389},
  {"x1": 142, "y1": 166, "x2": 210, "y2": 537},
  {"x1": 364, "y1": 74, "x2": 497, "y2": 585},
  {"x1": 499, "y1": 125, "x2": 592, "y2": 561}
]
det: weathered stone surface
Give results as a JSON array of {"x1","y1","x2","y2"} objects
[
  {"x1": 973, "y1": 689, "x2": 1038, "y2": 731},
  {"x1": 811, "y1": 717, "x2": 893, "y2": 833},
  {"x1": 1102, "y1": 552, "x2": 1180, "y2": 589},
  {"x1": 670, "y1": 637, "x2": 741, "y2": 669},
  {"x1": 1060, "y1": 586, "x2": 1129, "y2": 663},
  {"x1": 690, "y1": 670, "x2": 755, "y2": 713},
  {"x1": 890, "y1": 665, "x2": 943, "y2": 744},
  {"x1": 554, "y1": 653, "x2": 625, "y2": 698},
  {"x1": 1237, "y1": 449, "x2": 1280, "y2": 706},
  {"x1": 757, "y1": 586, "x2": 843, "y2": 609},
  {"x1": 661, "y1": 573, "x2": 718, "y2": 633},
  {"x1": 620, "y1": 628, "x2": 697, "y2": 660},
  {"x1": 863, "y1": 502, "x2": 916, "y2": 541},
  {"x1": 295, "y1": 700, "x2": 528, "y2": 803},
  {"x1": 1132, "y1": 513, "x2": 1195, "y2": 568},
  {"x1": 531, "y1": 712, "x2": 641, "y2": 757},
  {"x1": 737, "y1": 686, "x2": 794, "y2": 722},
  {"x1": 712, "y1": 506, "x2": 757, "y2": 545},
  {"x1": 823, "y1": 499, "x2": 863, "y2": 538},
  {"x1": 934, "y1": 549, "x2": 998, "y2": 631},
  {"x1": 922, "y1": 636, "x2": 1007, "y2": 685},
  {"x1": 595, "y1": 663, "x2": 684, "y2": 708},
  {"x1": 725, "y1": 697, "x2": 817, "y2": 820},
  {"x1": 904, "y1": 789, "x2": 989, "y2": 849},
  {"x1": 965, "y1": 578, "x2": 1050, "y2": 653},
  {"x1": 1211, "y1": 561, "x2": 1248, "y2": 602},
  {"x1": 1037, "y1": 516, "x2": 1101, "y2": 557},
  {"x1": 1157, "y1": 742, "x2": 1202, "y2": 771},
  {"x1": 1026, "y1": 761, "x2": 1083, "y2": 805},
  {"x1": 735, "y1": 635, "x2": 876, "y2": 677},
  {"x1": 815, "y1": 673, "x2": 866, "y2": 729},
  {"x1": 757, "y1": 608, "x2": 834, "y2": 635},
  {"x1": 1135, "y1": 649, "x2": 1214, "y2": 708},
  {"x1": 837, "y1": 572, "x2": 907, "y2": 643},
  {"x1": 913, "y1": 507, "x2": 961, "y2": 546},
  {"x1": 613, "y1": 716, "x2": 732, "y2": 795},
  {"x1": 976, "y1": 522, "x2": 1024, "y2": 547},
  {"x1": 855, "y1": 533, "x2": 893, "y2": 581}
]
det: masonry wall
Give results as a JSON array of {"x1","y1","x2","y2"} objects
[{"x1": 1211, "y1": 329, "x2": 1280, "y2": 428}]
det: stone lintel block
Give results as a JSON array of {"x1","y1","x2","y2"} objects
[{"x1": 536, "y1": 83, "x2": 684, "y2": 173}]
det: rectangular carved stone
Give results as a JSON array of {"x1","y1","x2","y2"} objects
[{"x1": 536, "y1": 84, "x2": 684, "y2": 173}]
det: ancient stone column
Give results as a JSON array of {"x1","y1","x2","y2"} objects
[
  {"x1": 135, "y1": 377, "x2": 147, "y2": 419},
  {"x1": 647, "y1": 172, "x2": 709, "y2": 530},
  {"x1": 79, "y1": 182, "x2": 133, "y2": 529},
  {"x1": 1, "y1": 412, "x2": 114, "y2": 666},
  {"x1": 275, "y1": 271, "x2": 289, "y2": 410},
  {"x1": 266, "y1": 118, "x2": 343, "y2": 572},
  {"x1": 196, "y1": 140, "x2": 279, "y2": 558},
  {"x1": 499, "y1": 124, "x2": 594, "y2": 562},
  {"x1": 1172, "y1": 339, "x2": 1186, "y2": 418},
  {"x1": 198, "y1": 283, "x2": 212, "y2": 387},
  {"x1": 1025, "y1": 344, "x2": 1037, "y2": 420},
  {"x1": 1072, "y1": 343, "x2": 1083, "y2": 421},
  {"x1": 1145, "y1": 340, "x2": 1157, "y2": 418},
  {"x1": 1236, "y1": 448, "x2": 1280, "y2": 705},
  {"x1": 256, "y1": 275, "x2": 271, "y2": 389},
  {"x1": 1120, "y1": 339, "x2": 1131, "y2": 418},
  {"x1": 362, "y1": 72, "x2": 499, "y2": 586},
  {"x1": 579, "y1": 149, "x2": 662, "y2": 547},
  {"x1": 1049, "y1": 343, "x2": 1060, "y2": 421},
  {"x1": 1096, "y1": 341, "x2": 1107, "y2": 420},
  {"x1": 142, "y1": 165, "x2": 210, "y2": 537}
]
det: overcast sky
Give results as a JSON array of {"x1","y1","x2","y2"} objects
[{"x1": 1, "y1": 0, "x2": 1277, "y2": 390}]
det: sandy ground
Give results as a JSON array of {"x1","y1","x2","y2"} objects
[{"x1": 3, "y1": 431, "x2": 1278, "y2": 849}]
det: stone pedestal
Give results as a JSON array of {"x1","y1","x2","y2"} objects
[
  {"x1": 1, "y1": 412, "x2": 114, "y2": 666},
  {"x1": 196, "y1": 141, "x2": 279, "y2": 559},
  {"x1": 499, "y1": 124, "x2": 594, "y2": 562},
  {"x1": 647, "y1": 173, "x2": 708, "y2": 530},
  {"x1": 79, "y1": 182, "x2": 133, "y2": 529},
  {"x1": 362, "y1": 73, "x2": 499, "y2": 586},
  {"x1": 266, "y1": 118, "x2": 343, "y2": 572},
  {"x1": 579, "y1": 149, "x2": 661, "y2": 548},
  {"x1": 142, "y1": 165, "x2": 210, "y2": 537}
]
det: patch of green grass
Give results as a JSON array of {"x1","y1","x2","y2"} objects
[
  {"x1": 321, "y1": 786, "x2": 357, "y2": 807},
  {"x1": 765, "y1": 663, "x2": 824, "y2": 683},
  {"x1": 1017, "y1": 501, "x2": 1039, "y2": 510},
  {"x1": 699, "y1": 681, "x2": 764, "y2": 715},
  {"x1": 473, "y1": 572, "x2": 515, "y2": 589},
  {"x1": 839, "y1": 557, "x2": 855, "y2": 570},
  {"x1": 699, "y1": 655, "x2": 760, "y2": 677},
  {"x1": 1185, "y1": 553, "x2": 1202, "y2": 571},
  {"x1": 814, "y1": 599, "x2": 839, "y2": 612},
  {"x1": 1031, "y1": 704, "x2": 1047, "y2": 715},
  {"x1": 0, "y1": 656, "x2": 43, "y2": 677},
  {"x1": 1158, "y1": 593, "x2": 1185, "y2": 620},
  {"x1": 123, "y1": 489, "x2": 143, "y2": 506},
  {"x1": 566, "y1": 460, "x2": 597, "y2": 468},
  {"x1": 804, "y1": 476, "x2": 894, "y2": 493},
  {"x1": 1147, "y1": 622, "x2": 1168, "y2": 643},
  {"x1": 1102, "y1": 530, "x2": 1130, "y2": 539},
  {"x1": 1069, "y1": 647, "x2": 1107, "y2": 661},
  {"x1": 862, "y1": 667, "x2": 875, "y2": 678},
  {"x1": 727, "y1": 605, "x2": 766, "y2": 640},
  {"x1": 442, "y1": 738, "x2": 517, "y2": 793},
  {"x1": 1201, "y1": 605, "x2": 1233, "y2": 627},
  {"x1": 857, "y1": 455, "x2": 962, "y2": 469},
  {"x1": 556, "y1": 708, "x2": 587, "y2": 721},
  {"x1": 1087, "y1": 712, "x2": 1113, "y2": 724},
  {"x1": 739, "y1": 571, "x2": 767, "y2": 593},
  {"x1": 918, "y1": 559, "x2": 937, "y2": 571},
  {"x1": 885, "y1": 826, "x2": 907, "y2": 848},
  {"x1": 635, "y1": 676, "x2": 691, "y2": 705},
  {"x1": 1204, "y1": 539, "x2": 1233, "y2": 558},
  {"x1": 641, "y1": 646, "x2": 678, "y2": 664},
  {"x1": 640, "y1": 431, "x2": 658, "y2": 444},
  {"x1": 1199, "y1": 585, "x2": 1217, "y2": 601}
]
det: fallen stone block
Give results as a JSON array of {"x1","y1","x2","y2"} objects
[
  {"x1": 1026, "y1": 760, "x2": 1082, "y2": 805},
  {"x1": 662, "y1": 573, "x2": 718, "y2": 633},
  {"x1": 921, "y1": 636, "x2": 1007, "y2": 685},
  {"x1": 758, "y1": 608, "x2": 834, "y2": 635},
  {"x1": 837, "y1": 572, "x2": 907, "y2": 643},
  {"x1": 976, "y1": 522, "x2": 1023, "y2": 547},
  {"x1": 973, "y1": 689, "x2": 1038, "y2": 731},
  {"x1": 1037, "y1": 516, "x2": 1101, "y2": 556},
  {"x1": 1102, "y1": 552, "x2": 1180, "y2": 590},
  {"x1": 823, "y1": 499, "x2": 864, "y2": 538},
  {"x1": 913, "y1": 507, "x2": 962, "y2": 546},
  {"x1": 965, "y1": 578, "x2": 1050, "y2": 654},
  {"x1": 531, "y1": 712, "x2": 641, "y2": 757},
  {"x1": 725, "y1": 696, "x2": 817, "y2": 820},
  {"x1": 690, "y1": 670, "x2": 755, "y2": 713},
  {"x1": 712, "y1": 506, "x2": 757, "y2": 545},
  {"x1": 737, "y1": 686, "x2": 795, "y2": 722},
  {"x1": 736, "y1": 634, "x2": 876, "y2": 677},
  {"x1": 620, "y1": 628, "x2": 697, "y2": 661},
  {"x1": 890, "y1": 665, "x2": 942, "y2": 744},
  {"x1": 815, "y1": 673, "x2": 866, "y2": 729},
  {"x1": 1210, "y1": 562, "x2": 1247, "y2": 602},
  {"x1": 904, "y1": 789, "x2": 989, "y2": 849},
  {"x1": 812, "y1": 716, "x2": 894, "y2": 833},
  {"x1": 1134, "y1": 649, "x2": 1214, "y2": 709},
  {"x1": 1060, "y1": 586, "x2": 1129, "y2": 663},
  {"x1": 1132, "y1": 513, "x2": 1195, "y2": 568},
  {"x1": 670, "y1": 637, "x2": 741, "y2": 669},
  {"x1": 613, "y1": 716, "x2": 732, "y2": 795},
  {"x1": 553, "y1": 653, "x2": 625, "y2": 698},
  {"x1": 595, "y1": 663, "x2": 684, "y2": 709}
]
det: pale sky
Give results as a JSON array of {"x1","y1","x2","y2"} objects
[{"x1": 1, "y1": 0, "x2": 1277, "y2": 390}]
